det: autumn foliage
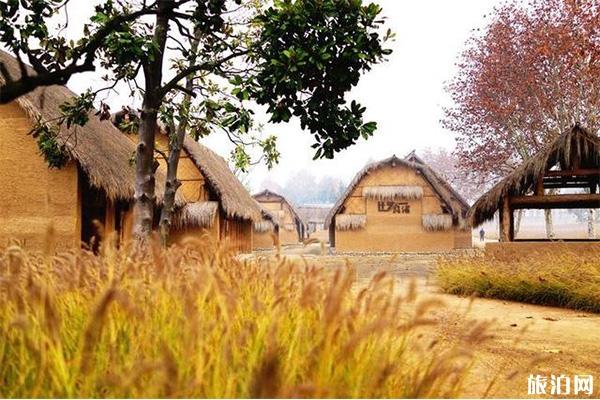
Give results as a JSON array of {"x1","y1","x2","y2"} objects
[{"x1": 444, "y1": 0, "x2": 600, "y2": 183}]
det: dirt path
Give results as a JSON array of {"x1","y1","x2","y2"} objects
[
  {"x1": 262, "y1": 248, "x2": 600, "y2": 398},
  {"x1": 430, "y1": 291, "x2": 600, "y2": 397}
]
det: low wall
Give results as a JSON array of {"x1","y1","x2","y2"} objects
[
  {"x1": 253, "y1": 231, "x2": 276, "y2": 250},
  {"x1": 485, "y1": 241, "x2": 600, "y2": 261}
]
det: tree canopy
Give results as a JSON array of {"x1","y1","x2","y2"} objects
[
  {"x1": 0, "y1": 0, "x2": 392, "y2": 239},
  {"x1": 444, "y1": 0, "x2": 600, "y2": 184}
]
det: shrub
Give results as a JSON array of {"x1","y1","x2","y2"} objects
[{"x1": 437, "y1": 249, "x2": 600, "y2": 312}]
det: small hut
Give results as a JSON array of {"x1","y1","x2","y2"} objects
[
  {"x1": 113, "y1": 110, "x2": 262, "y2": 252},
  {"x1": 468, "y1": 126, "x2": 600, "y2": 256},
  {"x1": 0, "y1": 50, "x2": 183, "y2": 251},
  {"x1": 297, "y1": 205, "x2": 332, "y2": 241},
  {"x1": 252, "y1": 189, "x2": 306, "y2": 248},
  {"x1": 252, "y1": 207, "x2": 280, "y2": 249},
  {"x1": 177, "y1": 136, "x2": 261, "y2": 252},
  {"x1": 325, "y1": 154, "x2": 471, "y2": 252}
]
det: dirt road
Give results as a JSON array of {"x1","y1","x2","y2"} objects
[{"x1": 260, "y1": 248, "x2": 600, "y2": 398}]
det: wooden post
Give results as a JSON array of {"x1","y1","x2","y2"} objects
[
  {"x1": 499, "y1": 195, "x2": 514, "y2": 242},
  {"x1": 535, "y1": 173, "x2": 545, "y2": 196}
]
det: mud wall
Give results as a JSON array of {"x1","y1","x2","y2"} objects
[{"x1": 0, "y1": 102, "x2": 79, "y2": 251}]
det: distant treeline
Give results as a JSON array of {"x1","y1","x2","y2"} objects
[{"x1": 260, "y1": 170, "x2": 346, "y2": 205}]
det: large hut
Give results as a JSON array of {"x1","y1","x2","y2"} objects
[
  {"x1": 468, "y1": 126, "x2": 600, "y2": 256},
  {"x1": 112, "y1": 110, "x2": 262, "y2": 252},
  {"x1": 325, "y1": 154, "x2": 471, "y2": 252},
  {"x1": 0, "y1": 50, "x2": 180, "y2": 250},
  {"x1": 252, "y1": 189, "x2": 306, "y2": 249},
  {"x1": 0, "y1": 50, "x2": 260, "y2": 252}
]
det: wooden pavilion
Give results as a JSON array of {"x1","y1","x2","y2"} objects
[{"x1": 469, "y1": 126, "x2": 600, "y2": 244}]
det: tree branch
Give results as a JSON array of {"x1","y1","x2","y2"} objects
[
  {"x1": 0, "y1": 7, "x2": 163, "y2": 104},
  {"x1": 157, "y1": 50, "x2": 249, "y2": 99}
]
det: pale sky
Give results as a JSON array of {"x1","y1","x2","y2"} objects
[{"x1": 63, "y1": 0, "x2": 503, "y2": 191}]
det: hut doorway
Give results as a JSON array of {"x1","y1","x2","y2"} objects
[{"x1": 79, "y1": 170, "x2": 107, "y2": 252}]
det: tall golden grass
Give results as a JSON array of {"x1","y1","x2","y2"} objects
[
  {"x1": 1, "y1": 235, "x2": 486, "y2": 398},
  {"x1": 437, "y1": 249, "x2": 600, "y2": 313}
]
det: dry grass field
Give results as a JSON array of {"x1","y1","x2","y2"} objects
[
  {"x1": 1, "y1": 238, "x2": 488, "y2": 398},
  {"x1": 1, "y1": 237, "x2": 598, "y2": 398}
]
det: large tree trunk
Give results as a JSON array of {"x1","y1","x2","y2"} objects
[
  {"x1": 133, "y1": 106, "x2": 159, "y2": 240},
  {"x1": 132, "y1": 0, "x2": 170, "y2": 242},
  {"x1": 514, "y1": 209, "x2": 523, "y2": 237},
  {"x1": 588, "y1": 209, "x2": 596, "y2": 239},
  {"x1": 544, "y1": 209, "x2": 554, "y2": 239},
  {"x1": 158, "y1": 35, "x2": 200, "y2": 245}
]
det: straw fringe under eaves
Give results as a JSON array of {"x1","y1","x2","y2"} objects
[
  {"x1": 335, "y1": 214, "x2": 367, "y2": 231},
  {"x1": 173, "y1": 202, "x2": 218, "y2": 228},
  {"x1": 363, "y1": 185, "x2": 423, "y2": 200},
  {"x1": 254, "y1": 220, "x2": 275, "y2": 233},
  {"x1": 422, "y1": 214, "x2": 453, "y2": 231}
]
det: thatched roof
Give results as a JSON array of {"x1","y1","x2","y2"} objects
[
  {"x1": 405, "y1": 150, "x2": 471, "y2": 212},
  {"x1": 252, "y1": 189, "x2": 306, "y2": 228},
  {"x1": 468, "y1": 126, "x2": 600, "y2": 226},
  {"x1": 325, "y1": 155, "x2": 470, "y2": 228},
  {"x1": 254, "y1": 206, "x2": 279, "y2": 233},
  {"x1": 0, "y1": 50, "x2": 159, "y2": 202},
  {"x1": 182, "y1": 137, "x2": 262, "y2": 221},
  {"x1": 297, "y1": 205, "x2": 331, "y2": 224}
]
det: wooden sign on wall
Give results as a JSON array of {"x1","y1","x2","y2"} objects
[{"x1": 377, "y1": 201, "x2": 411, "y2": 214}]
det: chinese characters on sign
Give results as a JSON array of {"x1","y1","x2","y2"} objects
[
  {"x1": 377, "y1": 200, "x2": 410, "y2": 214},
  {"x1": 528, "y1": 374, "x2": 594, "y2": 396}
]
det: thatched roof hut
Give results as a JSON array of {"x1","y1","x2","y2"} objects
[
  {"x1": 468, "y1": 126, "x2": 600, "y2": 228},
  {"x1": 324, "y1": 154, "x2": 471, "y2": 252},
  {"x1": 325, "y1": 155, "x2": 469, "y2": 229},
  {"x1": 0, "y1": 50, "x2": 185, "y2": 206},
  {"x1": 111, "y1": 109, "x2": 262, "y2": 226},
  {"x1": 252, "y1": 189, "x2": 306, "y2": 247},
  {"x1": 182, "y1": 136, "x2": 262, "y2": 222}
]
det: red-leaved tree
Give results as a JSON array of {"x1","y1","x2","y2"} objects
[
  {"x1": 444, "y1": 0, "x2": 600, "y2": 236},
  {"x1": 420, "y1": 147, "x2": 480, "y2": 204}
]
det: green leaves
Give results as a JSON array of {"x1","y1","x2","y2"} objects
[
  {"x1": 58, "y1": 90, "x2": 95, "y2": 128},
  {"x1": 30, "y1": 119, "x2": 69, "y2": 169},
  {"x1": 250, "y1": 0, "x2": 391, "y2": 159},
  {"x1": 259, "y1": 135, "x2": 281, "y2": 169}
]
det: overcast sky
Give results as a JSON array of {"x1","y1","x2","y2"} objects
[{"x1": 64, "y1": 0, "x2": 504, "y2": 191}]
